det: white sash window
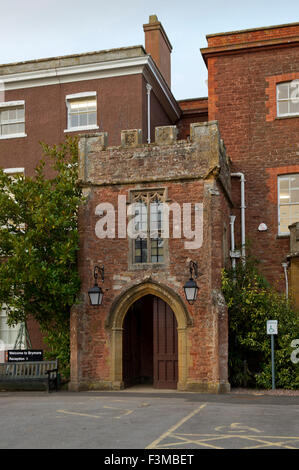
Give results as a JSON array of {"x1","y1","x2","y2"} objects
[{"x1": 0, "y1": 101, "x2": 26, "y2": 139}]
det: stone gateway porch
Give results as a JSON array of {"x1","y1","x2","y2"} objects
[{"x1": 69, "y1": 122, "x2": 232, "y2": 393}]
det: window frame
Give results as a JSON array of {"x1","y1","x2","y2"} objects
[
  {"x1": 129, "y1": 188, "x2": 168, "y2": 268},
  {"x1": 0, "y1": 101, "x2": 26, "y2": 140},
  {"x1": 278, "y1": 174, "x2": 299, "y2": 235},
  {"x1": 0, "y1": 305, "x2": 21, "y2": 351},
  {"x1": 2, "y1": 168, "x2": 26, "y2": 232},
  {"x1": 64, "y1": 91, "x2": 99, "y2": 133},
  {"x1": 276, "y1": 81, "x2": 299, "y2": 118}
]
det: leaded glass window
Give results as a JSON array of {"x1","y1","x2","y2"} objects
[{"x1": 131, "y1": 190, "x2": 165, "y2": 264}]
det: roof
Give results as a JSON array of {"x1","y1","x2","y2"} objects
[
  {"x1": 0, "y1": 45, "x2": 147, "y2": 76},
  {"x1": 206, "y1": 21, "x2": 299, "y2": 39}
]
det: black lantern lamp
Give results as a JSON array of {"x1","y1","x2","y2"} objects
[
  {"x1": 88, "y1": 265, "x2": 104, "y2": 306},
  {"x1": 183, "y1": 261, "x2": 199, "y2": 304}
]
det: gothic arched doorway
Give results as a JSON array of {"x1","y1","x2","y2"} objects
[
  {"x1": 106, "y1": 280, "x2": 192, "y2": 390},
  {"x1": 122, "y1": 295, "x2": 178, "y2": 389}
]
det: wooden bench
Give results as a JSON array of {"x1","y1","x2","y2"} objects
[{"x1": 0, "y1": 360, "x2": 59, "y2": 392}]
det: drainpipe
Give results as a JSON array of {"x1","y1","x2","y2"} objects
[
  {"x1": 230, "y1": 215, "x2": 237, "y2": 271},
  {"x1": 282, "y1": 262, "x2": 289, "y2": 299},
  {"x1": 146, "y1": 83, "x2": 152, "y2": 143},
  {"x1": 230, "y1": 215, "x2": 241, "y2": 274},
  {"x1": 231, "y1": 172, "x2": 246, "y2": 265}
]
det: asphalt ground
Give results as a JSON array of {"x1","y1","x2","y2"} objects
[{"x1": 0, "y1": 389, "x2": 298, "y2": 454}]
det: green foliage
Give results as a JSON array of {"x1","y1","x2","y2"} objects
[
  {"x1": 222, "y1": 257, "x2": 299, "y2": 389},
  {"x1": 0, "y1": 137, "x2": 83, "y2": 377}
]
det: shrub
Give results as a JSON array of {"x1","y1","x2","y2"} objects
[
  {"x1": 0, "y1": 137, "x2": 83, "y2": 378},
  {"x1": 222, "y1": 257, "x2": 299, "y2": 389}
]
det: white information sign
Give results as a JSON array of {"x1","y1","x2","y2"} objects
[{"x1": 267, "y1": 320, "x2": 278, "y2": 335}]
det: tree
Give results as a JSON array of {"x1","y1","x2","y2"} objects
[
  {"x1": 0, "y1": 137, "x2": 83, "y2": 377},
  {"x1": 222, "y1": 257, "x2": 299, "y2": 389}
]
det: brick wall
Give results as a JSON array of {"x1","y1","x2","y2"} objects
[
  {"x1": 0, "y1": 73, "x2": 174, "y2": 178},
  {"x1": 177, "y1": 98, "x2": 208, "y2": 140},
  {"x1": 203, "y1": 28, "x2": 299, "y2": 287}
]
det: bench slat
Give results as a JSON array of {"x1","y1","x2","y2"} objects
[{"x1": 0, "y1": 361, "x2": 57, "y2": 378}]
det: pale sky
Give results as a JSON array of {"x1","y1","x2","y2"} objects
[{"x1": 1, "y1": 0, "x2": 299, "y2": 100}]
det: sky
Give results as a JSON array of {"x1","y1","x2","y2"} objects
[{"x1": 1, "y1": 0, "x2": 299, "y2": 100}]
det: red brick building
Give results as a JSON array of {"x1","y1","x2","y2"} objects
[
  {"x1": 0, "y1": 17, "x2": 298, "y2": 390},
  {"x1": 0, "y1": 16, "x2": 180, "y2": 359},
  {"x1": 201, "y1": 22, "x2": 299, "y2": 291}
]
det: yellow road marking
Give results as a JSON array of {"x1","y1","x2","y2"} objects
[
  {"x1": 168, "y1": 433, "x2": 223, "y2": 449},
  {"x1": 215, "y1": 423, "x2": 261, "y2": 433},
  {"x1": 57, "y1": 409, "x2": 102, "y2": 419},
  {"x1": 103, "y1": 405, "x2": 134, "y2": 418},
  {"x1": 150, "y1": 432, "x2": 299, "y2": 449},
  {"x1": 57, "y1": 405, "x2": 134, "y2": 420},
  {"x1": 146, "y1": 403, "x2": 207, "y2": 449}
]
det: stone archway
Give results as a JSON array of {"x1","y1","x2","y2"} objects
[{"x1": 106, "y1": 280, "x2": 192, "y2": 390}]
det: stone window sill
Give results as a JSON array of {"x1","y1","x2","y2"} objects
[
  {"x1": 64, "y1": 125, "x2": 99, "y2": 133},
  {"x1": 128, "y1": 263, "x2": 167, "y2": 271},
  {"x1": 275, "y1": 115, "x2": 299, "y2": 120},
  {"x1": 0, "y1": 133, "x2": 27, "y2": 140}
]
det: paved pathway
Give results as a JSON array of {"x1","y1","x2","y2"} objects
[{"x1": 0, "y1": 389, "x2": 298, "y2": 450}]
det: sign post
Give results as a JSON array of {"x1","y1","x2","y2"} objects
[{"x1": 266, "y1": 320, "x2": 278, "y2": 390}]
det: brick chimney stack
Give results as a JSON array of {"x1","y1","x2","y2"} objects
[{"x1": 143, "y1": 15, "x2": 172, "y2": 88}]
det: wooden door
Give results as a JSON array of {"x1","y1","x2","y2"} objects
[
  {"x1": 123, "y1": 296, "x2": 153, "y2": 387},
  {"x1": 153, "y1": 297, "x2": 178, "y2": 389},
  {"x1": 122, "y1": 303, "x2": 140, "y2": 388}
]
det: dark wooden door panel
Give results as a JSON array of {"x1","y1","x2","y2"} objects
[
  {"x1": 122, "y1": 304, "x2": 140, "y2": 387},
  {"x1": 123, "y1": 296, "x2": 154, "y2": 387},
  {"x1": 123, "y1": 296, "x2": 178, "y2": 389},
  {"x1": 153, "y1": 297, "x2": 178, "y2": 389}
]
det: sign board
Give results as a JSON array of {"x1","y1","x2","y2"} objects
[
  {"x1": 266, "y1": 320, "x2": 278, "y2": 335},
  {"x1": 6, "y1": 350, "x2": 43, "y2": 362}
]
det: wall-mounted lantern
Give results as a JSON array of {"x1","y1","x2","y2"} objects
[
  {"x1": 88, "y1": 265, "x2": 104, "y2": 306},
  {"x1": 183, "y1": 261, "x2": 199, "y2": 304}
]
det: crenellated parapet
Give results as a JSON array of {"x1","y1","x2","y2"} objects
[{"x1": 78, "y1": 121, "x2": 231, "y2": 201}]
